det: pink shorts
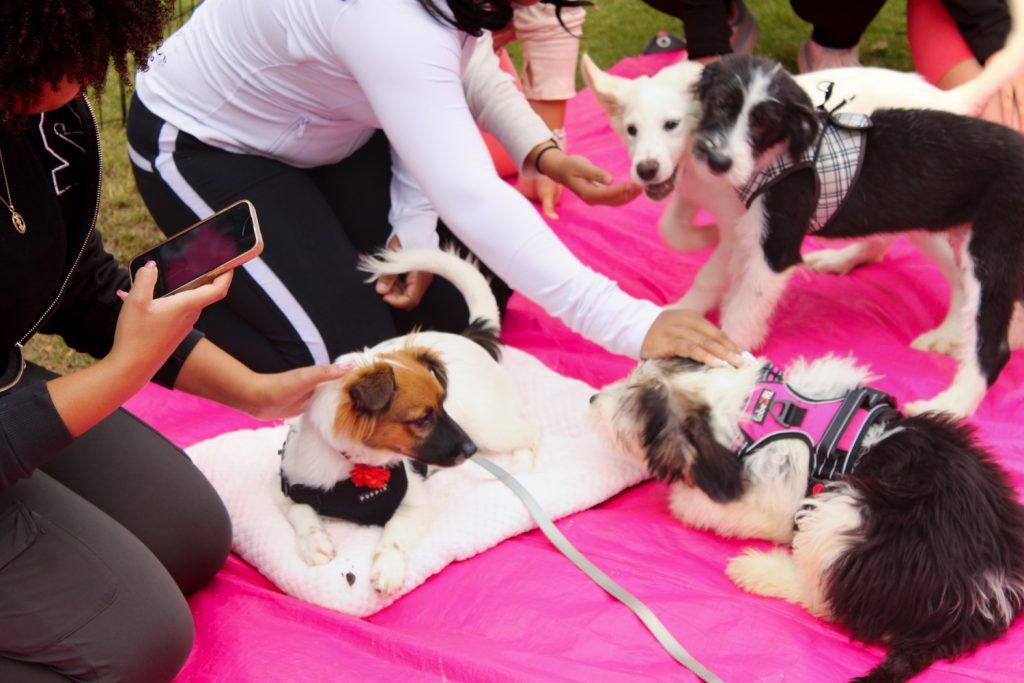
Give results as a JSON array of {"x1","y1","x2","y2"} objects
[{"x1": 511, "y1": 4, "x2": 585, "y2": 101}]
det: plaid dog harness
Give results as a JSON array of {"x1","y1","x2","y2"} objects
[
  {"x1": 733, "y1": 364, "x2": 896, "y2": 492},
  {"x1": 737, "y1": 92, "x2": 871, "y2": 232}
]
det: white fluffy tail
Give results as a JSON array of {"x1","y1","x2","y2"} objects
[
  {"x1": 945, "y1": 0, "x2": 1024, "y2": 114},
  {"x1": 358, "y1": 247, "x2": 501, "y2": 331}
]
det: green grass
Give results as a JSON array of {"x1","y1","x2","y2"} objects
[{"x1": 26, "y1": 0, "x2": 911, "y2": 373}]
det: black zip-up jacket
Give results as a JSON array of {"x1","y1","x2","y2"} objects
[{"x1": 0, "y1": 97, "x2": 202, "y2": 491}]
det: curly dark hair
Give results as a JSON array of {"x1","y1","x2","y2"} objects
[{"x1": 0, "y1": 0, "x2": 173, "y2": 115}]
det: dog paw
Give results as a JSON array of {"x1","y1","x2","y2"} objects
[
  {"x1": 726, "y1": 549, "x2": 800, "y2": 601},
  {"x1": 910, "y1": 326, "x2": 961, "y2": 356},
  {"x1": 803, "y1": 248, "x2": 862, "y2": 275},
  {"x1": 297, "y1": 527, "x2": 336, "y2": 567},
  {"x1": 726, "y1": 550, "x2": 769, "y2": 593},
  {"x1": 370, "y1": 546, "x2": 407, "y2": 595}
]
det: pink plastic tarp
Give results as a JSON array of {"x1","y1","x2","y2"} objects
[{"x1": 125, "y1": 53, "x2": 1024, "y2": 681}]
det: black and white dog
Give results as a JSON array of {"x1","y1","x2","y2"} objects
[
  {"x1": 590, "y1": 355, "x2": 1024, "y2": 681},
  {"x1": 689, "y1": 54, "x2": 1024, "y2": 417}
]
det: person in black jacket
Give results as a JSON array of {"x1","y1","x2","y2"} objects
[{"x1": 0, "y1": 2, "x2": 348, "y2": 681}]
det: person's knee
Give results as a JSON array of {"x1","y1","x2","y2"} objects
[
  {"x1": 176, "y1": 485, "x2": 232, "y2": 595},
  {"x1": 102, "y1": 586, "x2": 194, "y2": 683}
]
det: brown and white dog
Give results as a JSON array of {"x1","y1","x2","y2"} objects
[
  {"x1": 279, "y1": 249, "x2": 537, "y2": 594},
  {"x1": 590, "y1": 355, "x2": 1024, "y2": 681}
]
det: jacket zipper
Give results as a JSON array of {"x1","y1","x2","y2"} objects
[{"x1": 16, "y1": 97, "x2": 103, "y2": 349}]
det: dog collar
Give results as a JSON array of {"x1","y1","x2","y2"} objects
[
  {"x1": 278, "y1": 429, "x2": 426, "y2": 526},
  {"x1": 733, "y1": 363, "x2": 896, "y2": 493}
]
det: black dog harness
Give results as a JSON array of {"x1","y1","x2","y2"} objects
[
  {"x1": 279, "y1": 429, "x2": 427, "y2": 526},
  {"x1": 738, "y1": 85, "x2": 871, "y2": 232},
  {"x1": 732, "y1": 364, "x2": 896, "y2": 493}
]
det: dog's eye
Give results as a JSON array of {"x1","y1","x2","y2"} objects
[
  {"x1": 626, "y1": 124, "x2": 637, "y2": 136},
  {"x1": 748, "y1": 103, "x2": 780, "y2": 131},
  {"x1": 408, "y1": 408, "x2": 435, "y2": 429},
  {"x1": 663, "y1": 120, "x2": 679, "y2": 131}
]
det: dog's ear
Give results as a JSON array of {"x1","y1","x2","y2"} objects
[
  {"x1": 684, "y1": 411, "x2": 745, "y2": 503},
  {"x1": 635, "y1": 384, "x2": 691, "y2": 482},
  {"x1": 692, "y1": 58, "x2": 724, "y2": 103},
  {"x1": 581, "y1": 53, "x2": 630, "y2": 118},
  {"x1": 785, "y1": 104, "x2": 819, "y2": 158},
  {"x1": 348, "y1": 363, "x2": 396, "y2": 414},
  {"x1": 413, "y1": 349, "x2": 448, "y2": 392},
  {"x1": 655, "y1": 59, "x2": 705, "y2": 95}
]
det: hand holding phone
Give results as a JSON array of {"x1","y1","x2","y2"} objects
[
  {"x1": 110, "y1": 261, "x2": 232, "y2": 381},
  {"x1": 129, "y1": 200, "x2": 263, "y2": 297}
]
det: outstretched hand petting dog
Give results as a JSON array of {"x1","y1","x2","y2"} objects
[{"x1": 641, "y1": 308, "x2": 744, "y2": 368}]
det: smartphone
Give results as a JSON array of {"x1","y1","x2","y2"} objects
[{"x1": 129, "y1": 200, "x2": 264, "y2": 297}]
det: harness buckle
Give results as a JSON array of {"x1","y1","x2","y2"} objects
[{"x1": 773, "y1": 400, "x2": 807, "y2": 427}]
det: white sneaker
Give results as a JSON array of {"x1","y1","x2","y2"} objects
[{"x1": 797, "y1": 39, "x2": 861, "y2": 73}]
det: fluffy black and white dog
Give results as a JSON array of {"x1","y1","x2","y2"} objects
[
  {"x1": 590, "y1": 355, "x2": 1024, "y2": 682},
  {"x1": 688, "y1": 54, "x2": 1024, "y2": 418}
]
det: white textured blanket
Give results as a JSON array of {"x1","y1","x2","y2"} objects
[{"x1": 187, "y1": 348, "x2": 646, "y2": 617}]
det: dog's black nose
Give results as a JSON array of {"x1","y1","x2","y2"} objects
[
  {"x1": 589, "y1": 394, "x2": 599, "y2": 405},
  {"x1": 636, "y1": 160, "x2": 659, "y2": 181},
  {"x1": 707, "y1": 151, "x2": 733, "y2": 174},
  {"x1": 461, "y1": 439, "x2": 478, "y2": 458}
]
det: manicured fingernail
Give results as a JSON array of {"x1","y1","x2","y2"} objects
[
  {"x1": 145, "y1": 260, "x2": 156, "y2": 269},
  {"x1": 116, "y1": 290, "x2": 128, "y2": 300}
]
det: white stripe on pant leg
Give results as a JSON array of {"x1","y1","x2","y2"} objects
[
  {"x1": 127, "y1": 142, "x2": 153, "y2": 173},
  {"x1": 240, "y1": 259, "x2": 330, "y2": 364},
  {"x1": 152, "y1": 123, "x2": 330, "y2": 365}
]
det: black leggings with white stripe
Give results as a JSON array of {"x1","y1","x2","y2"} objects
[{"x1": 126, "y1": 95, "x2": 512, "y2": 373}]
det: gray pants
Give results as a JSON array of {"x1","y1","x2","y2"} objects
[{"x1": 0, "y1": 365, "x2": 231, "y2": 682}]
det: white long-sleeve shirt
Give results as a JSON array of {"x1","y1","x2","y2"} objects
[
  {"x1": 387, "y1": 31, "x2": 548, "y2": 249},
  {"x1": 135, "y1": 0, "x2": 661, "y2": 357}
]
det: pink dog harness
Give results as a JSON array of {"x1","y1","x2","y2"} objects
[{"x1": 734, "y1": 364, "x2": 896, "y2": 491}]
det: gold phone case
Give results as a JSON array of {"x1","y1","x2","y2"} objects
[{"x1": 129, "y1": 199, "x2": 264, "y2": 296}]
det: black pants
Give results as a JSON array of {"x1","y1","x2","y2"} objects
[
  {"x1": 127, "y1": 96, "x2": 512, "y2": 374},
  {"x1": 641, "y1": 0, "x2": 888, "y2": 57},
  {"x1": 0, "y1": 365, "x2": 231, "y2": 682}
]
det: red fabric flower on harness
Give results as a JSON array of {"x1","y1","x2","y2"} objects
[{"x1": 350, "y1": 464, "x2": 392, "y2": 490}]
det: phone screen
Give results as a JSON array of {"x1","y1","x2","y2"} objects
[{"x1": 131, "y1": 202, "x2": 259, "y2": 297}]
